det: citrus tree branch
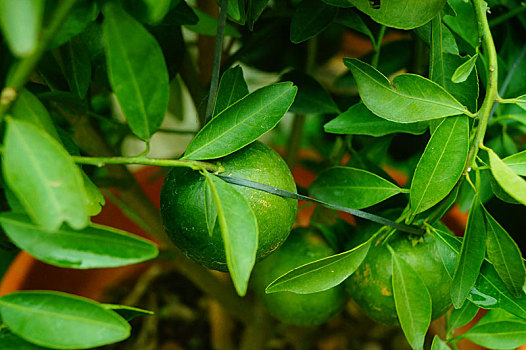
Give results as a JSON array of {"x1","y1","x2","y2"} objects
[
  {"x1": 464, "y1": 0, "x2": 499, "y2": 172},
  {"x1": 0, "y1": 0, "x2": 78, "y2": 117},
  {"x1": 72, "y1": 155, "x2": 223, "y2": 173}
]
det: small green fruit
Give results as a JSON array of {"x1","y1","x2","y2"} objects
[
  {"x1": 344, "y1": 232, "x2": 452, "y2": 326},
  {"x1": 251, "y1": 227, "x2": 347, "y2": 326},
  {"x1": 160, "y1": 141, "x2": 297, "y2": 271}
]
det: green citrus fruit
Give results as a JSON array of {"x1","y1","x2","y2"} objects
[
  {"x1": 344, "y1": 232, "x2": 452, "y2": 326},
  {"x1": 251, "y1": 227, "x2": 347, "y2": 326},
  {"x1": 160, "y1": 141, "x2": 297, "y2": 271}
]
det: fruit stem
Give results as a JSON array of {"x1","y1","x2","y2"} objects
[
  {"x1": 71, "y1": 155, "x2": 224, "y2": 173},
  {"x1": 464, "y1": 0, "x2": 499, "y2": 174},
  {"x1": 0, "y1": 0, "x2": 78, "y2": 118}
]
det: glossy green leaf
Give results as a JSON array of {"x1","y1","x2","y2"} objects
[
  {"x1": 451, "y1": 53, "x2": 478, "y2": 84},
  {"x1": 443, "y1": 0, "x2": 479, "y2": 48},
  {"x1": 430, "y1": 15, "x2": 478, "y2": 112},
  {"x1": 82, "y1": 172, "x2": 105, "y2": 216},
  {"x1": 433, "y1": 228, "x2": 526, "y2": 320},
  {"x1": 2, "y1": 119, "x2": 89, "y2": 231},
  {"x1": 410, "y1": 116, "x2": 469, "y2": 214},
  {"x1": 204, "y1": 173, "x2": 258, "y2": 296},
  {"x1": 183, "y1": 82, "x2": 297, "y2": 160},
  {"x1": 325, "y1": 103, "x2": 428, "y2": 136},
  {"x1": 344, "y1": 58, "x2": 468, "y2": 123},
  {"x1": 309, "y1": 166, "x2": 402, "y2": 209},
  {"x1": 103, "y1": 304, "x2": 153, "y2": 321},
  {"x1": 0, "y1": 291, "x2": 130, "y2": 349},
  {"x1": 462, "y1": 319, "x2": 526, "y2": 349},
  {"x1": 103, "y1": 2, "x2": 169, "y2": 141},
  {"x1": 59, "y1": 36, "x2": 91, "y2": 99},
  {"x1": 0, "y1": 0, "x2": 43, "y2": 57},
  {"x1": 0, "y1": 212, "x2": 158, "y2": 269},
  {"x1": 50, "y1": 0, "x2": 99, "y2": 48},
  {"x1": 266, "y1": 240, "x2": 370, "y2": 294},
  {"x1": 184, "y1": 7, "x2": 241, "y2": 38},
  {"x1": 349, "y1": 0, "x2": 447, "y2": 29},
  {"x1": 213, "y1": 66, "x2": 249, "y2": 117},
  {"x1": 392, "y1": 252, "x2": 432, "y2": 350},
  {"x1": 10, "y1": 89, "x2": 60, "y2": 141},
  {"x1": 282, "y1": 70, "x2": 340, "y2": 115},
  {"x1": 483, "y1": 207, "x2": 525, "y2": 297},
  {"x1": 451, "y1": 197, "x2": 486, "y2": 308},
  {"x1": 0, "y1": 329, "x2": 48, "y2": 350},
  {"x1": 502, "y1": 150, "x2": 526, "y2": 176},
  {"x1": 431, "y1": 336, "x2": 451, "y2": 350},
  {"x1": 290, "y1": 0, "x2": 338, "y2": 44},
  {"x1": 334, "y1": 8, "x2": 374, "y2": 43},
  {"x1": 448, "y1": 301, "x2": 479, "y2": 331},
  {"x1": 488, "y1": 148, "x2": 526, "y2": 205}
]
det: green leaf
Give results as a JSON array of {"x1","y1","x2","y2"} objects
[
  {"x1": 2, "y1": 119, "x2": 89, "y2": 231},
  {"x1": 102, "y1": 304, "x2": 153, "y2": 321},
  {"x1": 334, "y1": 8, "x2": 374, "y2": 44},
  {"x1": 410, "y1": 115, "x2": 469, "y2": 214},
  {"x1": 483, "y1": 207, "x2": 526, "y2": 298},
  {"x1": 0, "y1": 291, "x2": 130, "y2": 349},
  {"x1": 265, "y1": 240, "x2": 370, "y2": 294},
  {"x1": 323, "y1": 0, "x2": 352, "y2": 7},
  {"x1": 10, "y1": 89, "x2": 60, "y2": 141},
  {"x1": 451, "y1": 53, "x2": 478, "y2": 84},
  {"x1": 430, "y1": 15, "x2": 478, "y2": 112},
  {"x1": 204, "y1": 180, "x2": 217, "y2": 237},
  {"x1": 218, "y1": 0, "x2": 245, "y2": 24},
  {"x1": 132, "y1": 0, "x2": 172, "y2": 24},
  {"x1": 462, "y1": 319, "x2": 526, "y2": 349},
  {"x1": 502, "y1": 150, "x2": 526, "y2": 176},
  {"x1": 433, "y1": 228, "x2": 526, "y2": 320},
  {"x1": 290, "y1": 0, "x2": 338, "y2": 44},
  {"x1": 447, "y1": 301, "x2": 479, "y2": 331},
  {"x1": 0, "y1": 212, "x2": 158, "y2": 269},
  {"x1": 246, "y1": 0, "x2": 269, "y2": 30},
  {"x1": 391, "y1": 252, "x2": 432, "y2": 350},
  {"x1": 451, "y1": 197, "x2": 486, "y2": 308},
  {"x1": 309, "y1": 166, "x2": 402, "y2": 209},
  {"x1": 431, "y1": 336, "x2": 451, "y2": 350},
  {"x1": 58, "y1": 36, "x2": 91, "y2": 99},
  {"x1": 0, "y1": 0, "x2": 43, "y2": 57},
  {"x1": 344, "y1": 58, "x2": 468, "y2": 123},
  {"x1": 0, "y1": 328, "x2": 48, "y2": 350},
  {"x1": 82, "y1": 172, "x2": 105, "y2": 216},
  {"x1": 281, "y1": 70, "x2": 340, "y2": 115},
  {"x1": 50, "y1": 0, "x2": 99, "y2": 48},
  {"x1": 443, "y1": 0, "x2": 479, "y2": 49},
  {"x1": 325, "y1": 103, "x2": 428, "y2": 136},
  {"x1": 513, "y1": 95, "x2": 526, "y2": 112},
  {"x1": 204, "y1": 173, "x2": 258, "y2": 296},
  {"x1": 213, "y1": 66, "x2": 249, "y2": 117},
  {"x1": 488, "y1": 148, "x2": 526, "y2": 205},
  {"x1": 102, "y1": 2, "x2": 169, "y2": 141},
  {"x1": 349, "y1": 0, "x2": 447, "y2": 29},
  {"x1": 183, "y1": 82, "x2": 297, "y2": 160},
  {"x1": 184, "y1": 7, "x2": 241, "y2": 38}
]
